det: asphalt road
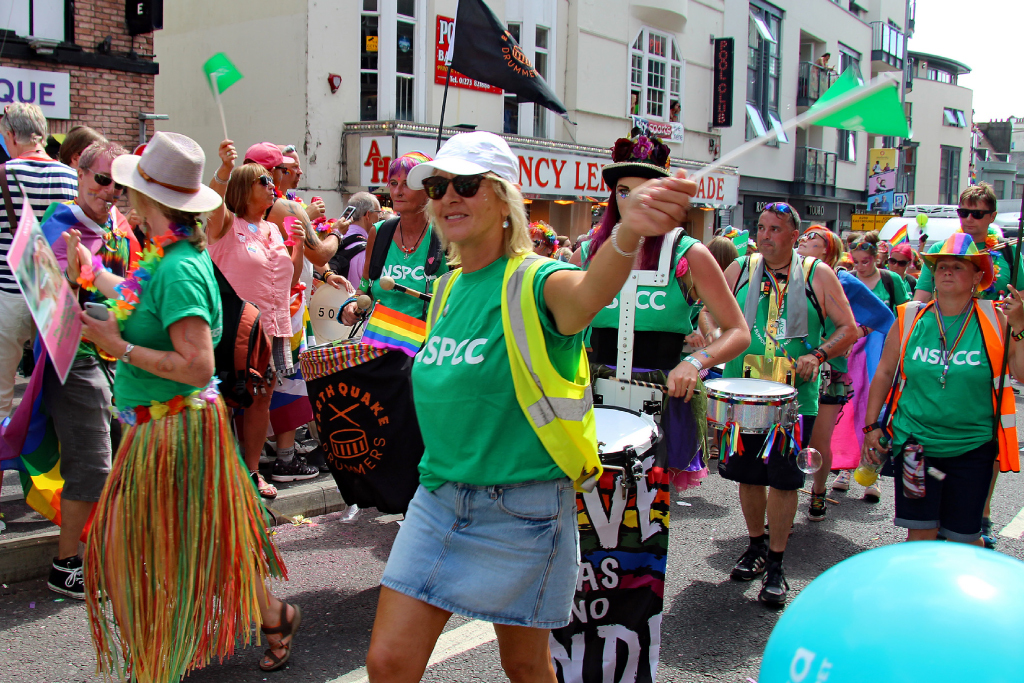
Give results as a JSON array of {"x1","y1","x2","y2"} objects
[{"x1": 5, "y1": 396, "x2": 1024, "y2": 683}]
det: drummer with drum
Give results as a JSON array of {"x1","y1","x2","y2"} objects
[{"x1": 721, "y1": 202, "x2": 856, "y2": 606}]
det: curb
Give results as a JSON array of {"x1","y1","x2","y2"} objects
[{"x1": 0, "y1": 478, "x2": 345, "y2": 585}]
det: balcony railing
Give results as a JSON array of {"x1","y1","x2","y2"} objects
[
  {"x1": 871, "y1": 21, "x2": 904, "y2": 69},
  {"x1": 797, "y1": 61, "x2": 836, "y2": 107},
  {"x1": 795, "y1": 147, "x2": 837, "y2": 187}
]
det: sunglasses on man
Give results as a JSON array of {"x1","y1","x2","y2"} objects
[
  {"x1": 92, "y1": 172, "x2": 125, "y2": 191},
  {"x1": 421, "y1": 174, "x2": 485, "y2": 200},
  {"x1": 956, "y1": 207, "x2": 995, "y2": 220}
]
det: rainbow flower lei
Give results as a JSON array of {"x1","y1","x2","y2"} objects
[{"x1": 78, "y1": 224, "x2": 193, "y2": 329}]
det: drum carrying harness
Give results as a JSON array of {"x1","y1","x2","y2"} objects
[{"x1": 426, "y1": 253, "x2": 603, "y2": 492}]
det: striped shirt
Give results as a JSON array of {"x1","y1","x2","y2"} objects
[{"x1": 0, "y1": 155, "x2": 78, "y2": 294}]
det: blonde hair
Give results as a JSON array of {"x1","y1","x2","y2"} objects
[{"x1": 425, "y1": 173, "x2": 531, "y2": 267}]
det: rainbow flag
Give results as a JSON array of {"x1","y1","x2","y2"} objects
[
  {"x1": 362, "y1": 303, "x2": 426, "y2": 356},
  {"x1": 890, "y1": 224, "x2": 909, "y2": 246}
]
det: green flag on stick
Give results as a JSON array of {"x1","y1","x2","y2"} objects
[
  {"x1": 203, "y1": 53, "x2": 243, "y2": 94},
  {"x1": 806, "y1": 68, "x2": 911, "y2": 138}
]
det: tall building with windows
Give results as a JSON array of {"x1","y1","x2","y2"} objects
[
  {"x1": 723, "y1": 0, "x2": 914, "y2": 233},
  {"x1": 903, "y1": 51, "x2": 973, "y2": 205},
  {"x1": 155, "y1": 0, "x2": 740, "y2": 241}
]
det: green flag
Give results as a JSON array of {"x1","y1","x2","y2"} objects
[
  {"x1": 806, "y1": 68, "x2": 911, "y2": 138},
  {"x1": 203, "y1": 53, "x2": 243, "y2": 95}
]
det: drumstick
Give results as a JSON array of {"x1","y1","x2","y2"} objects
[
  {"x1": 356, "y1": 294, "x2": 373, "y2": 311},
  {"x1": 764, "y1": 331, "x2": 799, "y2": 364},
  {"x1": 603, "y1": 376, "x2": 669, "y2": 392},
  {"x1": 380, "y1": 276, "x2": 433, "y2": 302}
]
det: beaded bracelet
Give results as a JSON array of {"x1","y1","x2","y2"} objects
[{"x1": 610, "y1": 223, "x2": 644, "y2": 258}]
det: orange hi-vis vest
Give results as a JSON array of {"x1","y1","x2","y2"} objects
[{"x1": 891, "y1": 299, "x2": 1020, "y2": 473}]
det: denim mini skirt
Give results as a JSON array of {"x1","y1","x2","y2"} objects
[{"x1": 381, "y1": 478, "x2": 580, "y2": 628}]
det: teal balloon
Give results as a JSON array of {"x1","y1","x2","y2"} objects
[
  {"x1": 916, "y1": 212, "x2": 929, "y2": 227},
  {"x1": 759, "y1": 543, "x2": 1024, "y2": 683}
]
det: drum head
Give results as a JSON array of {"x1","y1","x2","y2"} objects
[
  {"x1": 705, "y1": 377, "x2": 797, "y2": 399},
  {"x1": 594, "y1": 405, "x2": 658, "y2": 456},
  {"x1": 309, "y1": 284, "x2": 353, "y2": 343}
]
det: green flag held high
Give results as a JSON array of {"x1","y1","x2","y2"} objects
[
  {"x1": 203, "y1": 53, "x2": 243, "y2": 94},
  {"x1": 806, "y1": 67, "x2": 911, "y2": 138}
]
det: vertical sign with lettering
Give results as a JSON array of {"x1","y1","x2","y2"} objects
[{"x1": 711, "y1": 38, "x2": 734, "y2": 128}]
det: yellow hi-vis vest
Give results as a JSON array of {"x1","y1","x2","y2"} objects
[{"x1": 426, "y1": 253, "x2": 602, "y2": 492}]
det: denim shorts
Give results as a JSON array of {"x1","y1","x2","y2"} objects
[
  {"x1": 43, "y1": 355, "x2": 114, "y2": 502},
  {"x1": 381, "y1": 478, "x2": 580, "y2": 628}
]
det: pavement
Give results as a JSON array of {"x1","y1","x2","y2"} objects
[{"x1": 3, "y1": 386, "x2": 1024, "y2": 681}]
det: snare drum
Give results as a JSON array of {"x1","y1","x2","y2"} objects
[
  {"x1": 594, "y1": 405, "x2": 661, "y2": 487},
  {"x1": 704, "y1": 378, "x2": 799, "y2": 434}
]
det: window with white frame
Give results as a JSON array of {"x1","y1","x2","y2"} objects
[
  {"x1": 943, "y1": 107, "x2": 967, "y2": 128},
  {"x1": 503, "y1": 1, "x2": 556, "y2": 139},
  {"x1": 630, "y1": 28, "x2": 682, "y2": 121},
  {"x1": 359, "y1": 0, "x2": 425, "y2": 122},
  {"x1": 836, "y1": 46, "x2": 861, "y2": 161},
  {"x1": 0, "y1": 0, "x2": 66, "y2": 42},
  {"x1": 746, "y1": 2, "x2": 785, "y2": 145}
]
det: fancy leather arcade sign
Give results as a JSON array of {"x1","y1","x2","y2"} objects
[{"x1": 711, "y1": 38, "x2": 734, "y2": 128}]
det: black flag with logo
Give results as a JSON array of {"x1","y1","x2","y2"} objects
[{"x1": 449, "y1": 0, "x2": 569, "y2": 118}]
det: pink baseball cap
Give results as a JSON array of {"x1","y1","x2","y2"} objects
[
  {"x1": 890, "y1": 243, "x2": 913, "y2": 260},
  {"x1": 243, "y1": 142, "x2": 296, "y2": 169}
]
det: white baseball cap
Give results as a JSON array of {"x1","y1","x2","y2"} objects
[{"x1": 407, "y1": 131, "x2": 519, "y2": 189}]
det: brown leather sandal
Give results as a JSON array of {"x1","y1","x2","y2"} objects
[{"x1": 259, "y1": 602, "x2": 302, "y2": 672}]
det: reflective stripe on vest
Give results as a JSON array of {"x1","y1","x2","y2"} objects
[
  {"x1": 892, "y1": 299, "x2": 1019, "y2": 473},
  {"x1": 424, "y1": 254, "x2": 602, "y2": 491}
]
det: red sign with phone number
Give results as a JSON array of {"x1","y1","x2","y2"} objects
[{"x1": 435, "y1": 16, "x2": 503, "y2": 94}]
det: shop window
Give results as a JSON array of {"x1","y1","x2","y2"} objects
[
  {"x1": 0, "y1": 0, "x2": 66, "y2": 43},
  {"x1": 360, "y1": 0, "x2": 425, "y2": 122},
  {"x1": 938, "y1": 145, "x2": 961, "y2": 205},
  {"x1": 746, "y1": 2, "x2": 782, "y2": 146},
  {"x1": 630, "y1": 28, "x2": 682, "y2": 121}
]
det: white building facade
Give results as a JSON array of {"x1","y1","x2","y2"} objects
[{"x1": 155, "y1": 0, "x2": 742, "y2": 243}]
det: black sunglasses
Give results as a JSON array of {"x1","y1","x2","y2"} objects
[
  {"x1": 957, "y1": 207, "x2": 994, "y2": 220},
  {"x1": 257, "y1": 175, "x2": 274, "y2": 187},
  {"x1": 421, "y1": 174, "x2": 485, "y2": 200},
  {"x1": 888, "y1": 257, "x2": 910, "y2": 266},
  {"x1": 92, "y1": 172, "x2": 124, "y2": 191},
  {"x1": 274, "y1": 166, "x2": 292, "y2": 175}
]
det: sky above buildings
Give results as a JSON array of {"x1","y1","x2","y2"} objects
[{"x1": 908, "y1": 0, "x2": 1020, "y2": 123}]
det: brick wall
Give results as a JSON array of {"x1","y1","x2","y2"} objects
[{"x1": 2, "y1": 0, "x2": 157, "y2": 151}]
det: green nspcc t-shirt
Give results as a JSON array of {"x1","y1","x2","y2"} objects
[
  {"x1": 412, "y1": 256, "x2": 582, "y2": 490},
  {"x1": 115, "y1": 242, "x2": 223, "y2": 409},
  {"x1": 369, "y1": 222, "x2": 448, "y2": 321}
]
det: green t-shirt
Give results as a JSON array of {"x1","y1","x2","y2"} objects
[
  {"x1": 891, "y1": 309, "x2": 993, "y2": 457},
  {"x1": 114, "y1": 242, "x2": 223, "y2": 410},
  {"x1": 915, "y1": 238, "x2": 1024, "y2": 300},
  {"x1": 723, "y1": 258, "x2": 825, "y2": 415},
  {"x1": 412, "y1": 256, "x2": 581, "y2": 490},
  {"x1": 368, "y1": 222, "x2": 448, "y2": 321},
  {"x1": 869, "y1": 270, "x2": 911, "y2": 310}
]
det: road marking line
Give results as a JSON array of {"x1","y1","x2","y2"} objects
[
  {"x1": 327, "y1": 619, "x2": 496, "y2": 683},
  {"x1": 998, "y1": 507, "x2": 1024, "y2": 538}
]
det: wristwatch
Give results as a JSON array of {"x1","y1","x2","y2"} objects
[{"x1": 121, "y1": 343, "x2": 136, "y2": 365}]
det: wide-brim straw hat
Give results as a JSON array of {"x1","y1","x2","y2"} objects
[
  {"x1": 111, "y1": 131, "x2": 224, "y2": 213},
  {"x1": 921, "y1": 233, "x2": 995, "y2": 292}
]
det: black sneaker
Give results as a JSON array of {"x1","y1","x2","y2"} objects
[
  {"x1": 807, "y1": 492, "x2": 827, "y2": 522},
  {"x1": 758, "y1": 560, "x2": 789, "y2": 606},
  {"x1": 271, "y1": 456, "x2": 320, "y2": 482},
  {"x1": 730, "y1": 545, "x2": 767, "y2": 581},
  {"x1": 303, "y1": 447, "x2": 331, "y2": 473},
  {"x1": 48, "y1": 556, "x2": 85, "y2": 600}
]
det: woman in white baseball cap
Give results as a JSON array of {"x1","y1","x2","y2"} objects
[
  {"x1": 366, "y1": 130, "x2": 697, "y2": 682},
  {"x1": 64, "y1": 132, "x2": 299, "y2": 679}
]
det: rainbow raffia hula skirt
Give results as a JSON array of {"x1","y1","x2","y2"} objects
[{"x1": 84, "y1": 379, "x2": 286, "y2": 682}]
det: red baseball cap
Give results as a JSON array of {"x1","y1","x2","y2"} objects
[
  {"x1": 243, "y1": 142, "x2": 296, "y2": 169},
  {"x1": 890, "y1": 243, "x2": 913, "y2": 260}
]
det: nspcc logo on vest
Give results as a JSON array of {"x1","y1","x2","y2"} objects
[
  {"x1": 911, "y1": 347, "x2": 983, "y2": 366},
  {"x1": 417, "y1": 337, "x2": 488, "y2": 366}
]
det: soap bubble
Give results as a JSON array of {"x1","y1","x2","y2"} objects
[{"x1": 797, "y1": 447, "x2": 822, "y2": 474}]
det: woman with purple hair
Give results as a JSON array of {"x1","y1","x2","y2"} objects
[
  {"x1": 576, "y1": 132, "x2": 749, "y2": 489},
  {"x1": 342, "y1": 151, "x2": 447, "y2": 324}
]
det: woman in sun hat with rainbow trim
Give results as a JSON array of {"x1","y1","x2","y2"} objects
[
  {"x1": 864, "y1": 232, "x2": 1024, "y2": 546},
  {"x1": 64, "y1": 132, "x2": 299, "y2": 680}
]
